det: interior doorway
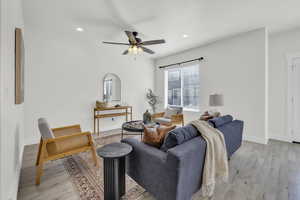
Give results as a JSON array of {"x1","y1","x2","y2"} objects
[{"x1": 288, "y1": 54, "x2": 300, "y2": 143}]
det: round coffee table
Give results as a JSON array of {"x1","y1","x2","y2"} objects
[
  {"x1": 121, "y1": 120, "x2": 158, "y2": 139},
  {"x1": 97, "y1": 142, "x2": 132, "y2": 200},
  {"x1": 121, "y1": 120, "x2": 144, "y2": 139}
]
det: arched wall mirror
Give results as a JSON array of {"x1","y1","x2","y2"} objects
[{"x1": 103, "y1": 73, "x2": 121, "y2": 102}]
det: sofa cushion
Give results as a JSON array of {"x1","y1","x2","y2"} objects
[
  {"x1": 160, "y1": 124, "x2": 199, "y2": 151},
  {"x1": 209, "y1": 115, "x2": 233, "y2": 128},
  {"x1": 143, "y1": 125, "x2": 176, "y2": 148},
  {"x1": 153, "y1": 117, "x2": 171, "y2": 125}
]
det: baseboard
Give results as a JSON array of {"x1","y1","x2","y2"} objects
[
  {"x1": 269, "y1": 134, "x2": 292, "y2": 143},
  {"x1": 8, "y1": 142, "x2": 24, "y2": 200},
  {"x1": 243, "y1": 135, "x2": 268, "y2": 144},
  {"x1": 25, "y1": 137, "x2": 39, "y2": 145}
]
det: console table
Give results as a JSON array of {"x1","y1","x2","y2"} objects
[{"x1": 94, "y1": 106, "x2": 133, "y2": 135}]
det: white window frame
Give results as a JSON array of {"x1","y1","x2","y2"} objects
[{"x1": 164, "y1": 64, "x2": 200, "y2": 112}]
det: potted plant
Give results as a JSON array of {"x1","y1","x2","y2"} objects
[{"x1": 146, "y1": 89, "x2": 159, "y2": 114}]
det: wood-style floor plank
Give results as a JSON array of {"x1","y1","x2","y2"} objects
[{"x1": 17, "y1": 134, "x2": 300, "y2": 200}]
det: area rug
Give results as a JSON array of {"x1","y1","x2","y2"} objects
[{"x1": 62, "y1": 134, "x2": 147, "y2": 200}]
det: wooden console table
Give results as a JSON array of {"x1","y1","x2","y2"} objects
[{"x1": 94, "y1": 106, "x2": 133, "y2": 135}]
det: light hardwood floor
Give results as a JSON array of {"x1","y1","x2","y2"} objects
[{"x1": 17, "y1": 134, "x2": 300, "y2": 200}]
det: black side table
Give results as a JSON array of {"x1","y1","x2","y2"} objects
[
  {"x1": 97, "y1": 142, "x2": 132, "y2": 200},
  {"x1": 121, "y1": 120, "x2": 158, "y2": 140},
  {"x1": 121, "y1": 120, "x2": 144, "y2": 140}
]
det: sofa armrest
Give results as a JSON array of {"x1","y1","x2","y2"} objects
[
  {"x1": 122, "y1": 137, "x2": 180, "y2": 200},
  {"x1": 217, "y1": 119, "x2": 244, "y2": 157},
  {"x1": 122, "y1": 137, "x2": 167, "y2": 163},
  {"x1": 166, "y1": 136, "x2": 207, "y2": 199},
  {"x1": 167, "y1": 136, "x2": 206, "y2": 167}
]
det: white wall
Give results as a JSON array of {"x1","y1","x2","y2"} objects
[
  {"x1": 23, "y1": 28, "x2": 154, "y2": 145},
  {"x1": 155, "y1": 28, "x2": 268, "y2": 144},
  {"x1": 0, "y1": 0, "x2": 25, "y2": 199},
  {"x1": 269, "y1": 27, "x2": 300, "y2": 142}
]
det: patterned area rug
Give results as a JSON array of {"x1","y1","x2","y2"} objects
[{"x1": 62, "y1": 134, "x2": 147, "y2": 200}]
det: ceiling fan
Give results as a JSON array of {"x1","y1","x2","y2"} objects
[{"x1": 103, "y1": 31, "x2": 165, "y2": 55}]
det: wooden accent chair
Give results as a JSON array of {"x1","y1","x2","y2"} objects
[
  {"x1": 36, "y1": 118, "x2": 98, "y2": 185},
  {"x1": 152, "y1": 106, "x2": 184, "y2": 126}
]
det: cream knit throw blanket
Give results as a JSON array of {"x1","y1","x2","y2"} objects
[{"x1": 190, "y1": 120, "x2": 229, "y2": 197}]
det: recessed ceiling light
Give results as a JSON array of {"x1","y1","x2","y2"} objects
[
  {"x1": 183, "y1": 34, "x2": 189, "y2": 38},
  {"x1": 76, "y1": 27, "x2": 84, "y2": 32}
]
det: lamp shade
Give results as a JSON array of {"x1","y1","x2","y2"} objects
[{"x1": 209, "y1": 94, "x2": 224, "y2": 106}]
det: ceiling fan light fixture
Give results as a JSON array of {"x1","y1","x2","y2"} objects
[
  {"x1": 131, "y1": 45, "x2": 139, "y2": 54},
  {"x1": 132, "y1": 45, "x2": 138, "y2": 52},
  {"x1": 138, "y1": 47, "x2": 143, "y2": 53},
  {"x1": 103, "y1": 31, "x2": 163, "y2": 55}
]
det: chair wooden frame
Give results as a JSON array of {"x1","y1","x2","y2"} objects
[
  {"x1": 152, "y1": 112, "x2": 184, "y2": 126},
  {"x1": 35, "y1": 124, "x2": 98, "y2": 185}
]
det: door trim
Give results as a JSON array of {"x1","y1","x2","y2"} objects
[{"x1": 286, "y1": 52, "x2": 300, "y2": 142}]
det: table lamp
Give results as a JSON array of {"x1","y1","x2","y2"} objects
[{"x1": 209, "y1": 93, "x2": 224, "y2": 115}]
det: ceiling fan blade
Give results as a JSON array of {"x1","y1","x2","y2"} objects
[
  {"x1": 122, "y1": 49, "x2": 129, "y2": 55},
  {"x1": 125, "y1": 31, "x2": 137, "y2": 44},
  {"x1": 141, "y1": 46, "x2": 155, "y2": 54},
  {"x1": 103, "y1": 41, "x2": 130, "y2": 45},
  {"x1": 140, "y1": 39, "x2": 165, "y2": 45}
]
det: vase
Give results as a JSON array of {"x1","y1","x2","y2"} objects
[{"x1": 143, "y1": 110, "x2": 152, "y2": 124}]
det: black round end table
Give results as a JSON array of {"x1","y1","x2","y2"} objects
[{"x1": 97, "y1": 142, "x2": 132, "y2": 200}]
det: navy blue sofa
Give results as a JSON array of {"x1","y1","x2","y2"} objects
[{"x1": 122, "y1": 117, "x2": 243, "y2": 200}]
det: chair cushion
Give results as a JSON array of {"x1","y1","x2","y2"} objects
[
  {"x1": 163, "y1": 107, "x2": 178, "y2": 118},
  {"x1": 209, "y1": 115, "x2": 233, "y2": 128},
  {"x1": 46, "y1": 133, "x2": 90, "y2": 155},
  {"x1": 160, "y1": 124, "x2": 199, "y2": 151},
  {"x1": 153, "y1": 117, "x2": 171, "y2": 125},
  {"x1": 38, "y1": 118, "x2": 55, "y2": 139},
  {"x1": 169, "y1": 106, "x2": 183, "y2": 114},
  {"x1": 143, "y1": 125, "x2": 176, "y2": 148}
]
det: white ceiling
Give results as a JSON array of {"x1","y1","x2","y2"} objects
[{"x1": 24, "y1": 0, "x2": 300, "y2": 58}]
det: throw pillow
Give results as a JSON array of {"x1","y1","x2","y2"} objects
[
  {"x1": 209, "y1": 115, "x2": 233, "y2": 128},
  {"x1": 160, "y1": 124, "x2": 199, "y2": 151},
  {"x1": 163, "y1": 107, "x2": 177, "y2": 118},
  {"x1": 143, "y1": 125, "x2": 176, "y2": 147}
]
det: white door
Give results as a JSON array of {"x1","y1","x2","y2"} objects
[{"x1": 292, "y1": 58, "x2": 300, "y2": 142}]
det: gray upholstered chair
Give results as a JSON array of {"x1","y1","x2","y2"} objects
[
  {"x1": 152, "y1": 106, "x2": 184, "y2": 126},
  {"x1": 35, "y1": 118, "x2": 98, "y2": 185}
]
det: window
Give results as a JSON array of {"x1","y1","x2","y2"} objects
[{"x1": 166, "y1": 64, "x2": 200, "y2": 110}]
